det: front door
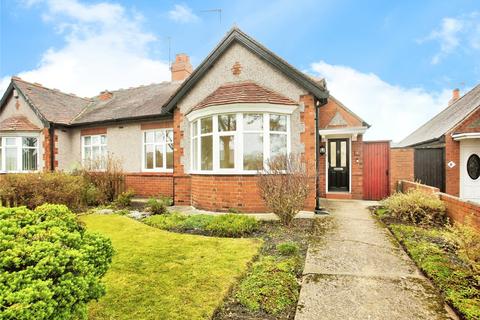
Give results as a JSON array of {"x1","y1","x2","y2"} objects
[{"x1": 328, "y1": 139, "x2": 350, "y2": 192}]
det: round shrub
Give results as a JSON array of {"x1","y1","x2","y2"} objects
[
  {"x1": 146, "y1": 198, "x2": 167, "y2": 215},
  {"x1": 0, "y1": 204, "x2": 114, "y2": 320},
  {"x1": 381, "y1": 189, "x2": 448, "y2": 226}
]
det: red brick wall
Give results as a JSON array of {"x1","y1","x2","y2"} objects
[
  {"x1": 444, "y1": 133, "x2": 460, "y2": 196},
  {"x1": 140, "y1": 120, "x2": 174, "y2": 130},
  {"x1": 453, "y1": 107, "x2": 480, "y2": 133},
  {"x1": 351, "y1": 137, "x2": 364, "y2": 199},
  {"x1": 390, "y1": 148, "x2": 414, "y2": 193},
  {"x1": 42, "y1": 128, "x2": 58, "y2": 171},
  {"x1": 318, "y1": 97, "x2": 363, "y2": 129},
  {"x1": 172, "y1": 108, "x2": 191, "y2": 205},
  {"x1": 440, "y1": 193, "x2": 480, "y2": 231},
  {"x1": 398, "y1": 179, "x2": 480, "y2": 231},
  {"x1": 191, "y1": 175, "x2": 267, "y2": 212},
  {"x1": 125, "y1": 173, "x2": 173, "y2": 197},
  {"x1": 299, "y1": 94, "x2": 318, "y2": 209},
  {"x1": 400, "y1": 180, "x2": 439, "y2": 194}
]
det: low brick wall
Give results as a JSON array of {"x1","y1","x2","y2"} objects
[
  {"x1": 390, "y1": 148, "x2": 414, "y2": 193},
  {"x1": 439, "y1": 193, "x2": 480, "y2": 230},
  {"x1": 125, "y1": 173, "x2": 174, "y2": 197},
  {"x1": 399, "y1": 180, "x2": 480, "y2": 230},
  {"x1": 400, "y1": 180, "x2": 440, "y2": 194}
]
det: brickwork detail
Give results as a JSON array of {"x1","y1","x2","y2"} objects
[
  {"x1": 390, "y1": 148, "x2": 414, "y2": 193},
  {"x1": 80, "y1": 127, "x2": 107, "y2": 136},
  {"x1": 125, "y1": 173, "x2": 173, "y2": 197},
  {"x1": 445, "y1": 133, "x2": 460, "y2": 196}
]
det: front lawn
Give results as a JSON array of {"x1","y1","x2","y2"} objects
[{"x1": 80, "y1": 214, "x2": 262, "y2": 320}]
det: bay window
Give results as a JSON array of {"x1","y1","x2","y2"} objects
[
  {"x1": 0, "y1": 136, "x2": 39, "y2": 172},
  {"x1": 143, "y1": 128, "x2": 173, "y2": 172},
  {"x1": 82, "y1": 134, "x2": 107, "y2": 170},
  {"x1": 191, "y1": 113, "x2": 290, "y2": 173}
]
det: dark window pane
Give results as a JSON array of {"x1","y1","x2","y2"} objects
[{"x1": 218, "y1": 114, "x2": 236, "y2": 131}]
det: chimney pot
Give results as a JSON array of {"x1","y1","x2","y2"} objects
[
  {"x1": 449, "y1": 88, "x2": 460, "y2": 106},
  {"x1": 171, "y1": 53, "x2": 192, "y2": 82},
  {"x1": 99, "y1": 90, "x2": 113, "y2": 101}
]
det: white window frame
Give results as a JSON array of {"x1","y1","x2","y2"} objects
[
  {"x1": 81, "y1": 134, "x2": 107, "y2": 170},
  {"x1": 190, "y1": 112, "x2": 291, "y2": 174},
  {"x1": 0, "y1": 134, "x2": 40, "y2": 173},
  {"x1": 142, "y1": 128, "x2": 174, "y2": 172}
]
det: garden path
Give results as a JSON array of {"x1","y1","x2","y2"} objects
[{"x1": 295, "y1": 200, "x2": 458, "y2": 320}]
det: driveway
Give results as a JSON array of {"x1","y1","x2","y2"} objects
[{"x1": 295, "y1": 200, "x2": 457, "y2": 320}]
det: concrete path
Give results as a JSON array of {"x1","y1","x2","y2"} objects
[{"x1": 295, "y1": 200, "x2": 457, "y2": 320}]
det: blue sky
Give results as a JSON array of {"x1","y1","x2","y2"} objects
[{"x1": 1, "y1": 0, "x2": 479, "y2": 141}]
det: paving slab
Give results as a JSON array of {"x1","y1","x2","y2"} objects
[{"x1": 295, "y1": 200, "x2": 457, "y2": 320}]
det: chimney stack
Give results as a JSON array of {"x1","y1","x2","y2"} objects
[
  {"x1": 171, "y1": 53, "x2": 192, "y2": 81},
  {"x1": 99, "y1": 90, "x2": 113, "y2": 101},
  {"x1": 449, "y1": 88, "x2": 460, "y2": 106}
]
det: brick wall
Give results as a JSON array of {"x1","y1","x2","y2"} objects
[
  {"x1": 444, "y1": 133, "x2": 460, "y2": 196},
  {"x1": 42, "y1": 128, "x2": 58, "y2": 171},
  {"x1": 125, "y1": 173, "x2": 173, "y2": 197},
  {"x1": 400, "y1": 180, "x2": 440, "y2": 194},
  {"x1": 351, "y1": 137, "x2": 364, "y2": 199},
  {"x1": 390, "y1": 148, "x2": 414, "y2": 193},
  {"x1": 191, "y1": 175, "x2": 266, "y2": 212},
  {"x1": 172, "y1": 108, "x2": 191, "y2": 205},
  {"x1": 440, "y1": 193, "x2": 480, "y2": 230},
  {"x1": 299, "y1": 94, "x2": 318, "y2": 209},
  {"x1": 399, "y1": 179, "x2": 480, "y2": 231}
]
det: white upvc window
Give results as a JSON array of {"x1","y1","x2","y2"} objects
[
  {"x1": 0, "y1": 136, "x2": 39, "y2": 173},
  {"x1": 82, "y1": 134, "x2": 107, "y2": 170},
  {"x1": 142, "y1": 128, "x2": 173, "y2": 172},
  {"x1": 190, "y1": 112, "x2": 290, "y2": 174}
]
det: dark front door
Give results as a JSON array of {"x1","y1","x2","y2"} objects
[{"x1": 328, "y1": 139, "x2": 350, "y2": 192}]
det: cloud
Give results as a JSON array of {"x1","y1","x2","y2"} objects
[
  {"x1": 168, "y1": 4, "x2": 199, "y2": 23},
  {"x1": 422, "y1": 12, "x2": 480, "y2": 64},
  {"x1": 311, "y1": 61, "x2": 451, "y2": 142},
  {"x1": 1, "y1": 0, "x2": 170, "y2": 97}
]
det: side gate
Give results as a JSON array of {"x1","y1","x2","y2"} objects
[
  {"x1": 363, "y1": 141, "x2": 390, "y2": 200},
  {"x1": 414, "y1": 148, "x2": 445, "y2": 192}
]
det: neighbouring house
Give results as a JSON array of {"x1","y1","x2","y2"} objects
[
  {"x1": 0, "y1": 27, "x2": 380, "y2": 212},
  {"x1": 393, "y1": 85, "x2": 480, "y2": 203}
]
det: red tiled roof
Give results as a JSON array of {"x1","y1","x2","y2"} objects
[
  {"x1": 0, "y1": 115, "x2": 41, "y2": 131},
  {"x1": 191, "y1": 81, "x2": 298, "y2": 112}
]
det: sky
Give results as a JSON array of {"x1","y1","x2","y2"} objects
[{"x1": 1, "y1": 0, "x2": 479, "y2": 142}]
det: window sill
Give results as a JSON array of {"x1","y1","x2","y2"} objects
[
  {"x1": 189, "y1": 170, "x2": 260, "y2": 175},
  {"x1": 141, "y1": 169, "x2": 174, "y2": 173}
]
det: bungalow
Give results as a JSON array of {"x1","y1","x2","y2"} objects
[
  {"x1": 394, "y1": 85, "x2": 480, "y2": 203},
  {"x1": 0, "y1": 27, "x2": 375, "y2": 212}
]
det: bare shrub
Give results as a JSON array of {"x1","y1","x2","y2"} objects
[
  {"x1": 257, "y1": 154, "x2": 312, "y2": 226},
  {"x1": 447, "y1": 219, "x2": 480, "y2": 274},
  {"x1": 77, "y1": 154, "x2": 125, "y2": 204},
  {"x1": 381, "y1": 188, "x2": 448, "y2": 226}
]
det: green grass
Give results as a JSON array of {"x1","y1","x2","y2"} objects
[
  {"x1": 390, "y1": 224, "x2": 480, "y2": 320},
  {"x1": 80, "y1": 214, "x2": 262, "y2": 320}
]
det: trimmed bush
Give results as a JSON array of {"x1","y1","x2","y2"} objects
[
  {"x1": 0, "y1": 204, "x2": 114, "y2": 320},
  {"x1": 204, "y1": 214, "x2": 258, "y2": 237},
  {"x1": 144, "y1": 213, "x2": 259, "y2": 237},
  {"x1": 276, "y1": 242, "x2": 300, "y2": 256},
  {"x1": 0, "y1": 173, "x2": 90, "y2": 211},
  {"x1": 146, "y1": 198, "x2": 167, "y2": 215},
  {"x1": 381, "y1": 189, "x2": 447, "y2": 226},
  {"x1": 236, "y1": 256, "x2": 300, "y2": 315}
]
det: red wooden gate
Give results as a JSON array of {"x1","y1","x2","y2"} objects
[{"x1": 363, "y1": 141, "x2": 390, "y2": 200}]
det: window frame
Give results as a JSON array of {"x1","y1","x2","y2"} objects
[
  {"x1": 190, "y1": 112, "x2": 291, "y2": 174},
  {"x1": 81, "y1": 134, "x2": 108, "y2": 170},
  {"x1": 141, "y1": 128, "x2": 174, "y2": 173},
  {"x1": 0, "y1": 134, "x2": 40, "y2": 173}
]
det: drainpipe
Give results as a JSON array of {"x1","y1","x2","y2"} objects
[{"x1": 314, "y1": 97, "x2": 328, "y2": 215}]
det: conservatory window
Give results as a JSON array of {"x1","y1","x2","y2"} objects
[{"x1": 191, "y1": 113, "x2": 290, "y2": 173}]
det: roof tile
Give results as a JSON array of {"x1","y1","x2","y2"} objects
[{"x1": 0, "y1": 115, "x2": 41, "y2": 131}]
